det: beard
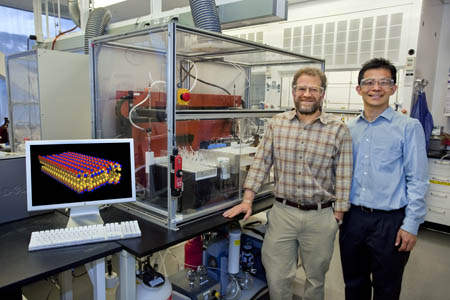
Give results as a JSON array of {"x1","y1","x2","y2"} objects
[{"x1": 294, "y1": 98, "x2": 322, "y2": 115}]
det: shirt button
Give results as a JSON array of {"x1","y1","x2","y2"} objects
[
  {"x1": 366, "y1": 138, "x2": 369, "y2": 142},
  {"x1": 298, "y1": 172, "x2": 302, "y2": 175},
  {"x1": 299, "y1": 156, "x2": 303, "y2": 159},
  {"x1": 364, "y1": 155, "x2": 369, "y2": 158},
  {"x1": 363, "y1": 172, "x2": 367, "y2": 175},
  {"x1": 362, "y1": 188, "x2": 366, "y2": 191}
]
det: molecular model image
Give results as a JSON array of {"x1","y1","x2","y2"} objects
[{"x1": 38, "y1": 152, "x2": 122, "y2": 194}]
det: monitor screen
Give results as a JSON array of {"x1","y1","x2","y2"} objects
[{"x1": 26, "y1": 139, "x2": 136, "y2": 213}]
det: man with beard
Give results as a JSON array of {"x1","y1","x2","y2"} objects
[{"x1": 223, "y1": 67, "x2": 353, "y2": 300}]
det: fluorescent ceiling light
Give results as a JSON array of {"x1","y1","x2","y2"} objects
[{"x1": 94, "y1": 0, "x2": 127, "y2": 7}]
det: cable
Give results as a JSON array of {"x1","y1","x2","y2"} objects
[
  {"x1": 46, "y1": 286, "x2": 55, "y2": 300},
  {"x1": 158, "y1": 251, "x2": 168, "y2": 276},
  {"x1": 231, "y1": 63, "x2": 250, "y2": 99},
  {"x1": 181, "y1": 65, "x2": 231, "y2": 95},
  {"x1": 230, "y1": 63, "x2": 249, "y2": 85},
  {"x1": 128, "y1": 80, "x2": 166, "y2": 131},
  {"x1": 250, "y1": 286, "x2": 269, "y2": 300},
  {"x1": 45, "y1": 277, "x2": 60, "y2": 300},
  {"x1": 72, "y1": 270, "x2": 88, "y2": 278},
  {"x1": 51, "y1": 25, "x2": 78, "y2": 50},
  {"x1": 165, "y1": 248, "x2": 229, "y2": 274},
  {"x1": 181, "y1": 60, "x2": 199, "y2": 92}
]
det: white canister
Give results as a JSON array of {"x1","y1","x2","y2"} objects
[
  {"x1": 217, "y1": 156, "x2": 231, "y2": 180},
  {"x1": 228, "y1": 229, "x2": 241, "y2": 274}
]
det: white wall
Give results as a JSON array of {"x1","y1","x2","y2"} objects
[
  {"x1": 225, "y1": 0, "x2": 426, "y2": 113},
  {"x1": 225, "y1": 0, "x2": 450, "y2": 128},
  {"x1": 430, "y1": 4, "x2": 450, "y2": 131}
]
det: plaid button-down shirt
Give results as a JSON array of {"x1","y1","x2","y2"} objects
[{"x1": 244, "y1": 110, "x2": 353, "y2": 211}]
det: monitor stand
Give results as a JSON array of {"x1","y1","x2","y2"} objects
[{"x1": 67, "y1": 205, "x2": 104, "y2": 228}]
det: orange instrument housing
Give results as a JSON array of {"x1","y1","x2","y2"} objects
[{"x1": 115, "y1": 90, "x2": 241, "y2": 188}]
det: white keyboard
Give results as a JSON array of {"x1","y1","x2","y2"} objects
[{"x1": 28, "y1": 221, "x2": 141, "y2": 251}]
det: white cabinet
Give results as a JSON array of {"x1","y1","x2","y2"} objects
[{"x1": 425, "y1": 158, "x2": 450, "y2": 226}]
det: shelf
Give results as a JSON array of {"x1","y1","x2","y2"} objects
[{"x1": 175, "y1": 109, "x2": 285, "y2": 120}]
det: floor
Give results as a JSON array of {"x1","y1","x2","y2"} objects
[
  {"x1": 292, "y1": 224, "x2": 450, "y2": 300},
  {"x1": 22, "y1": 222, "x2": 450, "y2": 300}
]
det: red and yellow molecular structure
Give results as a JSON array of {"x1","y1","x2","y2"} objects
[{"x1": 38, "y1": 152, "x2": 122, "y2": 194}]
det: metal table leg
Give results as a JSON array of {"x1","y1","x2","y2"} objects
[{"x1": 117, "y1": 250, "x2": 136, "y2": 300}]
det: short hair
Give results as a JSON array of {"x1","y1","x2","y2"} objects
[
  {"x1": 292, "y1": 67, "x2": 327, "y2": 91},
  {"x1": 358, "y1": 58, "x2": 397, "y2": 85}
]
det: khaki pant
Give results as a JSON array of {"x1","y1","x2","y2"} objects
[{"x1": 262, "y1": 200, "x2": 338, "y2": 300}]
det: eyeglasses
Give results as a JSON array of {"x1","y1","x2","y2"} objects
[
  {"x1": 293, "y1": 85, "x2": 324, "y2": 96},
  {"x1": 360, "y1": 78, "x2": 395, "y2": 88}
]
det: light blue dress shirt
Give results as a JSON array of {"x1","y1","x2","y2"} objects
[{"x1": 348, "y1": 107, "x2": 429, "y2": 235}]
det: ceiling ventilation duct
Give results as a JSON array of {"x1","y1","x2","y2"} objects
[
  {"x1": 67, "y1": 1, "x2": 111, "y2": 54},
  {"x1": 189, "y1": 0, "x2": 222, "y2": 33},
  {"x1": 84, "y1": 7, "x2": 111, "y2": 54}
]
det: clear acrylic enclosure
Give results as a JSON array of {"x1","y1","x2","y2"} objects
[
  {"x1": 89, "y1": 22, "x2": 324, "y2": 229},
  {"x1": 6, "y1": 51, "x2": 40, "y2": 152},
  {"x1": 6, "y1": 49, "x2": 91, "y2": 152}
]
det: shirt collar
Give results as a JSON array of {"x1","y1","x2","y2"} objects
[
  {"x1": 288, "y1": 108, "x2": 328, "y2": 125},
  {"x1": 357, "y1": 106, "x2": 394, "y2": 123}
]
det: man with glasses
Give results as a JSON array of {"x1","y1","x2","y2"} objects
[
  {"x1": 339, "y1": 58, "x2": 428, "y2": 300},
  {"x1": 224, "y1": 67, "x2": 353, "y2": 300}
]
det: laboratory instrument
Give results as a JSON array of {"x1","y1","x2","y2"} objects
[{"x1": 89, "y1": 22, "x2": 324, "y2": 229}]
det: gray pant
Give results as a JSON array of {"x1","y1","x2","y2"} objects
[{"x1": 262, "y1": 200, "x2": 338, "y2": 300}]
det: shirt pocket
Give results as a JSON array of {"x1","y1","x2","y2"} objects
[
  {"x1": 372, "y1": 137, "x2": 402, "y2": 164},
  {"x1": 306, "y1": 140, "x2": 335, "y2": 172}
]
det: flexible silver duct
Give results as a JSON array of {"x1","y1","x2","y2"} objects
[
  {"x1": 84, "y1": 7, "x2": 112, "y2": 54},
  {"x1": 68, "y1": 0, "x2": 81, "y2": 27},
  {"x1": 189, "y1": 0, "x2": 222, "y2": 33}
]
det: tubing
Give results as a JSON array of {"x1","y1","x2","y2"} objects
[
  {"x1": 84, "y1": 7, "x2": 111, "y2": 54},
  {"x1": 189, "y1": 0, "x2": 222, "y2": 33}
]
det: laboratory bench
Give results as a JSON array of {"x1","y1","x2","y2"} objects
[
  {"x1": 0, "y1": 196, "x2": 275, "y2": 300},
  {"x1": 0, "y1": 210, "x2": 122, "y2": 299},
  {"x1": 100, "y1": 196, "x2": 274, "y2": 258},
  {"x1": 100, "y1": 196, "x2": 274, "y2": 300}
]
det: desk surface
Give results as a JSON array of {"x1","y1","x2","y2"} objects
[
  {"x1": 0, "y1": 197, "x2": 273, "y2": 292},
  {"x1": 0, "y1": 211, "x2": 122, "y2": 292},
  {"x1": 101, "y1": 196, "x2": 274, "y2": 257}
]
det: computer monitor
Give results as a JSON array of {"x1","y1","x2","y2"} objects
[{"x1": 26, "y1": 139, "x2": 136, "y2": 227}]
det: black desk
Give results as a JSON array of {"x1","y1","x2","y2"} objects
[
  {"x1": 0, "y1": 211, "x2": 122, "y2": 298},
  {"x1": 0, "y1": 197, "x2": 274, "y2": 299},
  {"x1": 101, "y1": 196, "x2": 274, "y2": 257}
]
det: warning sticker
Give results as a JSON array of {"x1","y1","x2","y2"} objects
[{"x1": 430, "y1": 179, "x2": 450, "y2": 186}]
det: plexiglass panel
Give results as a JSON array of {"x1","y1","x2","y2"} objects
[
  {"x1": 6, "y1": 52, "x2": 41, "y2": 152},
  {"x1": 90, "y1": 23, "x2": 323, "y2": 228}
]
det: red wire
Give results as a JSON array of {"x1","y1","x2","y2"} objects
[{"x1": 51, "y1": 25, "x2": 78, "y2": 50}]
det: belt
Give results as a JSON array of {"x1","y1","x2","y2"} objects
[
  {"x1": 351, "y1": 204, "x2": 405, "y2": 213},
  {"x1": 275, "y1": 197, "x2": 333, "y2": 211}
]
